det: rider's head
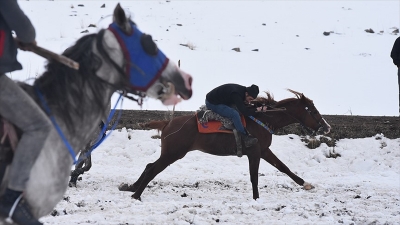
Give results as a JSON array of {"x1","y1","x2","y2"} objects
[{"x1": 246, "y1": 84, "x2": 259, "y2": 99}]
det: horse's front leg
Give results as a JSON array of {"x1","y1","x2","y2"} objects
[
  {"x1": 69, "y1": 148, "x2": 92, "y2": 187},
  {"x1": 261, "y1": 147, "x2": 314, "y2": 190},
  {"x1": 119, "y1": 162, "x2": 154, "y2": 193},
  {"x1": 246, "y1": 146, "x2": 261, "y2": 200},
  {"x1": 131, "y1": 152, "x2": 185, "y2": 200}
]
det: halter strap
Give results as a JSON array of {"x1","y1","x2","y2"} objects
[
  {"x1": 35, "y1": 86, "x2": 123, "y2": 164},
  {"x1": 35, "y1": 86, "x2": 77, "y2": 163}
]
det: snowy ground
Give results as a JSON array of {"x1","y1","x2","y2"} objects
[
  {"x1": 8, "y1": 1, "x2": 400, "y2": 224},
  {"x1": 41, "y1": 129, "x2": 400, "y2": 225}
]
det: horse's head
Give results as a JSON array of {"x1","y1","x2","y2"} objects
[
  {"x1": 97, "y1": 3, "x2": 192, "y2": 105},
  {"x1": 281, "y1": 89, "x2": 331, "y2": 135}
]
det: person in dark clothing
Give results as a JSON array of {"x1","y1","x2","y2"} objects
[
  {"x1": 390, "y1": 36, "x2": 400, "y2": 115},
  {"x1": 0, "y1": 1, "x2": 51, "y2": 224},
  {"x1": 205, "y1": 83, "x2": 260, "y2": 147}
]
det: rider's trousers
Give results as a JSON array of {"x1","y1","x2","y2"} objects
[
  {"x1": 0, "y1": 75, "x2": 52, "y2": 191},
  {"x1": 205, "y1": 100, "x2": 247, "y2": 135}
]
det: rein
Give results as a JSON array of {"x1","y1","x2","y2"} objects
[
  {"x1": 164, "y1": 114, "x2": 195, "y2": 139},
  {"x1": 256, "y1": 103, "x2": 323, "y2": 136},
  {"x1": 35, "y1": 85, "x2": 124, "y2": 164},
  {"x1": 74, "y1": 95, "x2": 124, "y2": 165}
]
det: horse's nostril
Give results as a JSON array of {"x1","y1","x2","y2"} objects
[{"x1": 188, "y1": 76, "x2": 193, "y2": 87}]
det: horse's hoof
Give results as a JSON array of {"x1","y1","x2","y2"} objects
[
  {"x1": 119, "y1": 183, "x2": 137, "y2": 192},
  {"x1": 69, "y1": 182, "x2": 77, "y2": 188},
  {"x1": 303, "y1": 182, "x2": 314, "y2": 190},
  {"x1": 132, "y1": 195, "x2": 141, "y2": 201},
  {"x1": 118, "y1": 183, "x2": 129, "y2": 191}
]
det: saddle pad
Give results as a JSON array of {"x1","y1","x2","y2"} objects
[{"x1": 196, "y1": 112, "x2": 246, "y2": 134}]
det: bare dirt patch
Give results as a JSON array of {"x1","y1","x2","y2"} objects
[{"x1": 109, "y1": 110, "x2": 399, "y2": 140}]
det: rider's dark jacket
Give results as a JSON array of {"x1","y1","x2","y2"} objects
[
  {"x1": 206, "y1": 83, "x2": 257, "y2": 117},
  {"x1": 0, "y1": 0, "x2": 36, "y2": 74},
  {"x1": 391, "y1": 36, "x2": 400, "y2": 66}
]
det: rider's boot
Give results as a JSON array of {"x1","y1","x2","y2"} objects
[
  {"x1": 241, "y1": 133, "x2": 258, "y2": 148},
  {"x1": 0, "y1": 188, "x2": 43, "y2": 225}
]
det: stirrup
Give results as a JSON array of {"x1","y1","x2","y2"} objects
[{"x1": 5, "y1": 194, "x2": 23, "y2": 224}]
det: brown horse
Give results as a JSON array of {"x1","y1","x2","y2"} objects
[{"x1": 119, "y1": 89, "x2": 331, "y2": 200}]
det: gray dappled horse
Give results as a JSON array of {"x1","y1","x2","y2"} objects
[{"x1": 0, "y1": 3, "x2": 192, "y2": 219}]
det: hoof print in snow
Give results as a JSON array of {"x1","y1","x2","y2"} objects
[
  {"x1": 232, "y1": 47, "x2": 240, "y2": 52},
  {"x1": 100, "y1": 4, "x2": 105, "y2": 8},
  {"x1": 81, "y1": 30, "x2": 89, "y2": 33},
  {"x1": 323, "y1": 31, "x2": 330, "y2": 36},
  {"x1": 275, "y1": 205, "x2": 286, "y2": 211},
  {"x1": 364, "y1": 28, "x2": 374, "y2": 33},
  {"x1": 51, "y1": 210, "x2": 59, "y2": 217},
  {"x1": 252, "y1": 49, "x2": 259, "y2": 52},
  {"x1": 78, "y1": 4, "x2": 84, "y2": 7},
  {"x1": 88, "y1": 24, "x2": 96, "y2": 28}
]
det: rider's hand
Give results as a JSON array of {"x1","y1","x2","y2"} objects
[
  {"x1": 15, "y1": 38, "x2": 37, "y2": 51},
  {"x1": 256, "y1": 106, "x2": 266, "y2": 112}
]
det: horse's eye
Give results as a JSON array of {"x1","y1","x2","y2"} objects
[{"x1": 140, "y1": 34, "x2": 158, "y2": 56}]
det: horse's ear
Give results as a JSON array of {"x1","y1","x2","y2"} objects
[
  {"x1": 300, "y1": 93, "x2": 306, "y2": 101},
  {"x1": 113, "y1": 3, "x2": 132, "y2": 34},
  {"x1": 300, "y1": 93, "x2": 313, "y2": 104}
]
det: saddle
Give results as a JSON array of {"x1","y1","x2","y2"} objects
[
  {"x1": 0, "y1": 119, "x2": 18, "y2": 184},
  {"x1": 196, "y1": 105, "x2": 246, "y2": 157}
]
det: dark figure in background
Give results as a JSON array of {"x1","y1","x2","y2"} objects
[
  {"x1": 0, "y1": 1, "x2": 49, "y2": 224},
  {"x1": 206, "y1": 83, "x2": 259, "y2": 147},
  {"x1": 390, "y1": 36, "x2": 400, "y2": 115}
]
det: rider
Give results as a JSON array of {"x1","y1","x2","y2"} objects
[
  {"x1": 0, "y1": 1, "x2": 51, "y2": 224},
  {"x1": 205, "y1": 83, "x2": 259, "y2": 147}
]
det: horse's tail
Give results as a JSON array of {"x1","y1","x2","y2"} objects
[{"x1": 139, "y1": 120, "x2": 170, "y2": 131}]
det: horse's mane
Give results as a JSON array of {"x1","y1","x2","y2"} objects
[
  {"x1": 253, "y1": 91, "x2": 276, "y2": 106},
  {"x1": 34, "y1": 32, "x2": 108, "y2": 133},
  {"x1": 252, "y1": 89, "x2": 312, "y2": 107}
]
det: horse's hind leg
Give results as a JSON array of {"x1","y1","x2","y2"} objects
[
  {"x1": 131, "y1": 153, "x2": 184, "y2": 200},
  {"x1": 261, "y1": 147, "x2": 313, "y2": 190}
]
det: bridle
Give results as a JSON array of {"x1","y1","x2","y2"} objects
[
  {"x1": 260, "y1": 103, "x2": 325, "y2": 136},
  {"x1": 301, "y1": 106, "x2": 326, "y2": 136},
  {"x1": 93, "y1": 30, "x2": 151, "y2": 106},
  {"x1": 95, "y1": 29, "x2": 176, "y2": 107}
]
